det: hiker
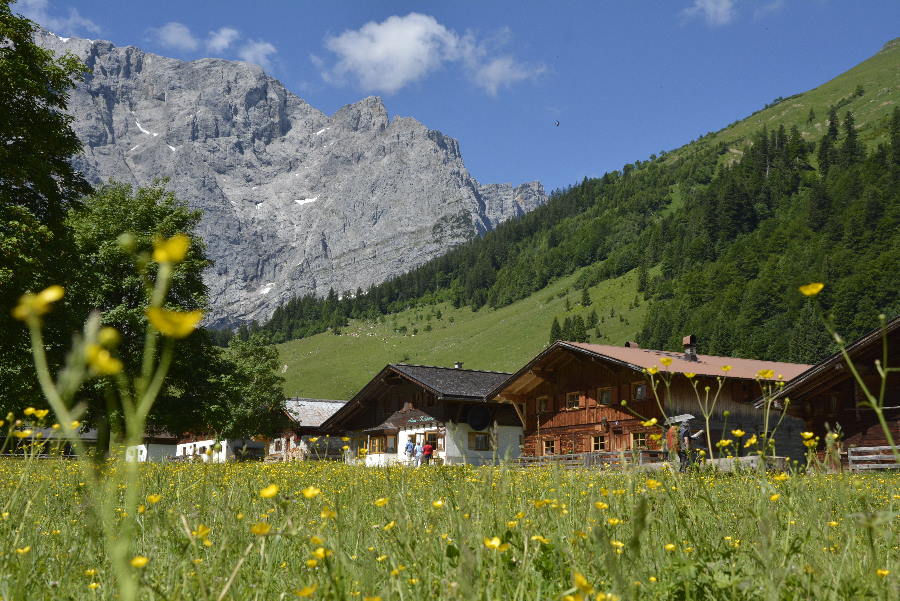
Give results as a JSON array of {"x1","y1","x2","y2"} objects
[
  {"x1": 422, "y1": 439, "x2": 434, "y2": 465},
  {"x1": 404, "y1": 438, "x2": 415, "y2": 464},
  {"x1": 414, "y1": 441, "x2": 424, "y2": 466}
]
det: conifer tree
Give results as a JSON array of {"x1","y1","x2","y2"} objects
[
  {"x1": 581, "y1": 288, "x2": 592, "y2": 307},
  {"x1": 549, "y1": 317, "x2": 562, "y2": 345},
  {"x1": 839, "y1": 111, "x2": 862, "y2": 166}
]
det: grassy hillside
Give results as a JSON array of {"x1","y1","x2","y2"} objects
[
  {"x1": 678, "y1": 38, "x2": 900, "y2": 156},
  {"x1": 278, "y1": 268, "x2": 646, "y2": 399}
]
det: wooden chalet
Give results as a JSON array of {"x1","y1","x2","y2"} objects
[
  {"x1": 489, "y1": 338, "x2": 812, "y2": 460},
  {"x1": 763, "y1": 316, "x2": 899, "y2": 451},
  {"x1": 319, "y1": 363, "x2": 522, "y2": 466},
  {"x1": 267, "y1": 398, "x2": 347, "y2": 461}
]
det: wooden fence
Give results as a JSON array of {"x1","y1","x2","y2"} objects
[
  {"x1": 516, "y1": 450, "x2": 668, "y2": 469},
  {"x1": 847, "y1": 446, "x2": 900, "y2": 471}
]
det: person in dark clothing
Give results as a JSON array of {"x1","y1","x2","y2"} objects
[{"x1": 422, "y1": 440, "x2": 434, "y2": 465}]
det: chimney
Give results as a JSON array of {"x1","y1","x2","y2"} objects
[
  {"x1": 454, "y1": 361, "x2": 464, "y2": 369},
  {"x1": 683, "y1": 334, "x2": 698, "y2": 362},
  {"x1": 624, "y1": 341, "x2": 640, "y2": 348}
]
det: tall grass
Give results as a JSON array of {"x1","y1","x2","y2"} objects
[{"x1": 0, "y1": 460, "x2": 897, "y2": 600}]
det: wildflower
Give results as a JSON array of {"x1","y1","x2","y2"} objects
[
  {"x1": 798, "y1": 282, "x2": 824, "y2": 296},
  {"x1": 664, "y1": 543, "x2": 676, "y2": 552},
  {"x1": 146, "y1": 494, "x2": 162, "y2": 504},
  {"x1": 827, "y1": 521, "x2": 838, "y2": 527},
  {"x1": 876, "y1": 569, "x2": 890, "y2": 577},
  {"x1": 801, "y1": 432, "x2": 814, "y2": 440},
  {"x1": 607, "y1": 518, "x2": 623, "y2": 526},
  {"x1": 152, "y1": 234, "x2": 190, "y2": 263},
  {"x1": 250, "y1": 522, "x2": 271, "y2": 536},
  {"x1": 71, "y1": 420, "x2": 80, "y2": 429},
  {"x1": 33, "y1": 409, "x2": 49, "y2": 419},
  {"x1": 716, "y1": 439, "x2": 733, "y2": 447},
  {"x1": 341, "y1": 436, "x2": 350, "y2": 441},
  {"x1": 15, "y1": 546, "x2": 31, "y2": 554},
  {"x1": 756, "y1": 369, "x2": 775, "y2": 379},
  {"x1": 192, "y1": 524, "x2": 211, "y2": 540},
  {"x1": 342, "y1": 445, "x2": 349, "y2": 451},
  {"x1": 373, "y1": 497, "x2": 389, "y2": 507},
  {"x1": 130, "y1": 556, "x2": 149, "y2": 568},
  {"x1": 85, "y1": 344, "x2": 123, "y2": 375},
  {"x1": 483, "y1": 537, "x2": 509, "y2": 551},
  {"x1": 301, "y1": 486, "x2": 321, "y2": 499},
  {"x1": 13, "y1": 429, "x2": 33, "y2": 439},
  {"x1": 84, "y1": 569, "x2": 97, "y2": 577},
  {"x1": 146, "y1": 308, "x2": 203, "y2": 338},
  {"x1": 659, "y1": 357, "x2": 672, "y2": 367},
  {"x1": 641, "y1": 418, "x2": 657, "y2": 427},
  {"x1": 594, "y1": 501, "x2": 608, "y2": 510},
  {"x1": 649, "y1": 577, "x2": 658, "y2": 583},
  {"x1": 609, "y1": 540, "x2": 625, "y2": 548},
  {"x1": 683, "y1": 372, "x2": 696, "y2": 379},
  {"x1": 305, "y1": 559, "x2": 318, "y2": 568},
  {"x1": 311, "y1": 547, "x2": 332, "y2": 559},
  {"x1": 731, "y1": 429, "x2": 745, "y2": 438},
  {"x1": 383, "y1": 521, "x2": 396, "y2": 531},
  {"x1": 531, "y1": 535, "x2": 550, "y2": 544},
  {"x1": 87, "y1": 582, "x2": 100, "y2": 590},
  {"x1": 721, "y1": 365, "x2": 732, "y2": 372},
  {"x1": 773, "y1": 473, "x2": 789, "y2": 481},
  {"x1": 770, "y1": 494, "x2": 781, "y2": 502},
  {"x1": 259, "y1": 484, "x2": 279, "y2": 499},
  {"x1": 744, "y1": 435, "x2": 758, "y2": 448},
  {"x1": 646, "y1": 366, "x2": 659, "y2": 375},
  {"x1": 646, "y1": 479, "x2": 662, "y2": 490},
  {"x1": 432, "y1": 499, "x2": 444, "y2": 508},
  {"x1": 12, "y1": 285, "x2": 64, "y2": 321},
  {"x1": 573, "y1": 572, "x2": 594, "y2": 594},
  {"x1": 294, "y1": 584, "x2": 317, "y2": 597},
  {"x1": 363, "y1": 597, "x2": 382, "y2": 601},
  {"x1": 309, "y1": 437, "x2": 319, "y2": 442},
  {"x1": 320, "y1": 507, "x2": 337, "y2": 519}
]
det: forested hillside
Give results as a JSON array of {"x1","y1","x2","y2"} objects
[{"x1": 256, "y1": 40, "x2": 900, "y2": 369}]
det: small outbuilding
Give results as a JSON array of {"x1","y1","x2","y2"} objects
[{"x1": 266, "y1": 398, "x2": 347, "y2": 461}]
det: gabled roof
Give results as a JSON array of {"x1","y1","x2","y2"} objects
[
  {"x1": 320, "y1": 363, "x2": 511, "y2": 431},
  {"x1": 284, "y1": 398, "x2": 346, "y2": 428},
  {"x1": 391, "y1": 364, "x2": 511, "y2": 400},
  {"x1": 756, "y1": 316, "x2": 900, "y2": 406},
  {"x1": 489, "y1": 341, "x2": 811, "y2": 399}
]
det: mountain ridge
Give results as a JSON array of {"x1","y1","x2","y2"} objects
[{"x1": 37, "y1": 30, "x2": 547, "y2": 327}]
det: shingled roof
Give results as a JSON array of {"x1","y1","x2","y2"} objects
[
  {"x1": 284, "y1": 398, "x2": 346, "y2": 428},
  {"x1": 391, "y1": 364, "x2": 511, "y2": 400}
]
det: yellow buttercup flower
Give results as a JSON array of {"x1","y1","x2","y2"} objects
[
  {"x1": 641, "y1": 418, "x2": 657, "y2": 427},
  {"x1": 85, "y1": 344, "x2": 123, "y2": 375},
  {"x1": 721, "y1": 365, "x2": 732, "y2": 372},
  {"x1": 876, "y1": 569, "x2": 890, "y2": 577},
  {"x1": 130, "y1": 556, "x2": 149, "y2": 568},
  {"x1": 259, "y1": 484, "x2": 279, "y2": 499},
  {"x1": 87, "y1": 582, "x2": 100, "y2": 590},
  {"x1": 769, "y1": 494, "x2": 781, "y2": 502},
  {"x1": 756, "y1": 369, "x2": 775, "y2": 379},
  {"x1": 373, "y1": 497, "x2": 389, "y2": 507},
  {"x1": 744, "y1": 434, "x2": 758, "y2": 448},
  {"x1": 311, "y1": 547, "x2": 332, "y2": 559},
  {"x1": 146, "y1": 308, "x2": 203, "y2": 338},
  {"x1": 301, "y1": 486, "x2": 321, "y2": 499},
  {"x1": 664, "y1": 543, "x2": 676, "y2": 552},
  {"x1": 146, "y1": 494, "x2": 162, "y2": 504},
  {"x1": 432, "y1": 499, "x2": 444, "y2": 508},
  {"x1": 320, "y1": 507, "x2": 337, "y2": 519},
  {"x1": 798, "y1": 282, "x2": 824, "y2": 296},
  {"x1": 594, "y1": 501, "x2": 608, "y2": 510},
  {"x1": 294, "y1": 584, "x2": 317, "y2": 597},
  {"x1": 250, "y1": 522, "x2": 271, "y2": 536},
  {"x1": 659, "y1": 356, "x2": 672, "y2": 366},
  {"x1": 646, "y1": 366, "x2": 659, "y2": 375},
  {"x1": 12, "y1": 285, "x2": 64, "y2": 321},
  {"x1": 683, "y1": 372, "x2": 696, "y2": 378},
  {"x1": 731, "y1": 429, "x2": 745, "y2": 438},
  {"x1": 801, "y1": 432, "x2": 814, "y2": 440},
  {"x1": 573, "y1": 572, "x2": 593, "y2": 594},
  {"x1": 13, "y1": 429, "x2": 33, "y2": 439},
  {"x1": 483, "y1": 536, "x2": 509, "y2": 552},
  {"x1": 152, "y1": 234, "x2": 190, "y2": 263},
  {"x1": 33, "y1": 409, "x2": 49, "y2": 419},
  {"x1": 98, "y1": 327, "x2": 120, "y2": 347},
  {"x1": 531, "y1": 535, "x2": 551, "y2": 544},
  {"x1": 84, "y1": 569, "x2": 97, "y2": 577},
  {"x1": 15, "y1": 546, "x2": 31, "y2": 555}
]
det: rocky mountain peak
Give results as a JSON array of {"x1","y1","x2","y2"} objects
[{"x1": 37, "y1": 31, "x2": 547, "y2": 327}]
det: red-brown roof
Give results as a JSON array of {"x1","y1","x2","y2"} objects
[{"x1": 563, "y1": 342, "x2": 811, "y2": 381}]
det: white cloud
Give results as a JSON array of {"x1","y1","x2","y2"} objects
[
  {"x1": 152, "y1": 22, "x2": 199, "y2": 51},
  {"x1": 753, "y1": 0, "x2": 785, "y2": 21},
  {"x1": 207, "y1": 27, "x2": 240, "y2": 52},
  {"x1": 472, "y1": 56, "x2": 545, "y2": 96},
  {"x1": 17, "y1": 0, "x2": 100, "y2": 35},
  {"x1": 683, "y1": 0, "x2": 737, "y2": 26},
  {"x1": 238, "y1": 39, "x2": 277, "y2": 70},
  {"x1": 320, "y1": 13, "x2": 542, "y2": 95}
]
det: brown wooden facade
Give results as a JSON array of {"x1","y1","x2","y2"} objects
[{"x1": 492, "y1": 341, "x2": 810, "y2": 459}]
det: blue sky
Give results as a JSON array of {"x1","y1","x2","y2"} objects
[{"x1": 17, "y1": 0, "x2": 900, "y2": 192}]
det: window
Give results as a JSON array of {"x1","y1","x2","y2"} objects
[
  {"x1": 566, "y1": 392, "x2": 581, "y2": 410},
  {"x1": 592, "y1": 435, "x2": 607, "y2": 452},
  {"x1": 370, "y1": 436, "x2": 386, "y2": 454},
  {"x1": 425, "y1": 432, "x2": 443, "y2": 451},
  {"x1": 632, "y1": 382, "x2": 648, "y2": 401},
  {"x1": 386, "y1": 435, "x2": 397, "y2": 454},
  {"x1": 468, "y1": 432, "x2": 492, "y2": 451},
  {"x1": 597, "y1": 388, "x2": 613, "y2": 405},
  {"x1": 632, "y1": 432, "x2": 648, "y2": 449},
  {"x1": 537, "y1": 396, "x2": 550, "y2": 413},
  {"x1": 273, "y1": 439, "x2": 283, "y2": 452},
  {"x1": 543, "y1": 439, "x2": 557, "y2": 455}
]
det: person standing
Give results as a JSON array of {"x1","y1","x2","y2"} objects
[
  {"x1": 414, "y1": 441, "x2": 424, "y2": 467},
  {"x1": 422, "y1": 440, "x2": 434, "y2": 465},
  {"x1": 677, "y1": 419, "x2": 692, "y2": 472},
  {"x1": 404, "y1": 438, "x2": 415, "y2": 465}
]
